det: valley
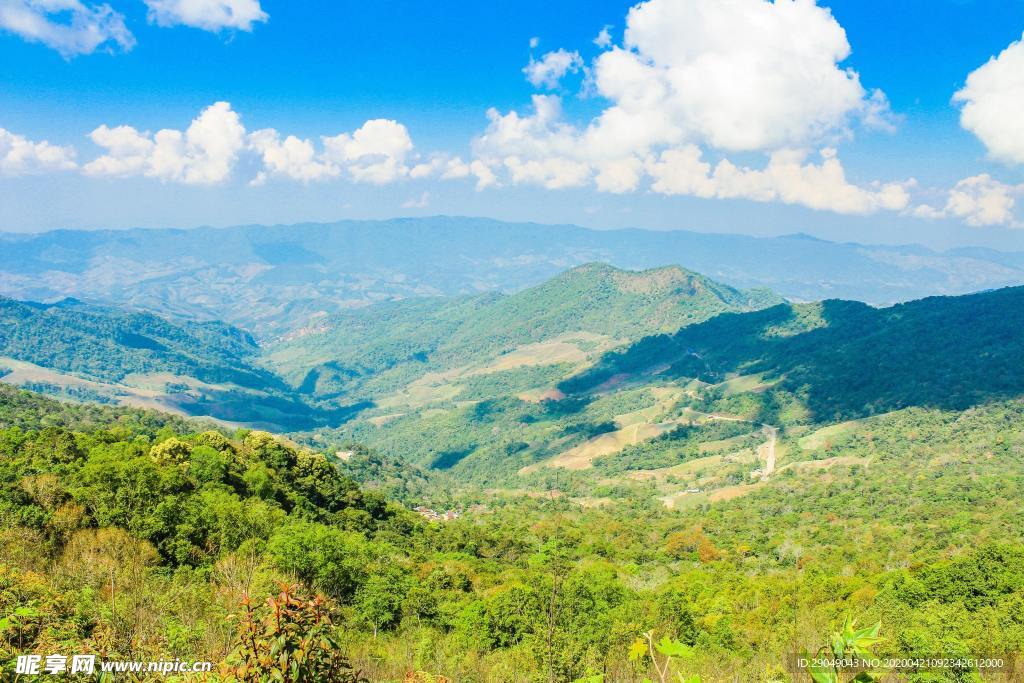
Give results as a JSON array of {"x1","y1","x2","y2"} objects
[{"x1": 2, "y1": 240, "x2": 1024, "y2": 681}]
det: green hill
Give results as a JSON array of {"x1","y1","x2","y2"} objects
[
  {"x1": 264, "y1": 263, "x2": 781, "y2": 399},
  {"x1": 561, "y1": 285, "x2": 1024, "y2": 422},
  {"x1": 334, "y1": 284, "x2": 1024, "y2": 482},
  {"x1": 0, "y1": 297, "x2": 358, "y2": 430},
  {"x1": 0, "y1": 296, "x2": 268, "y2": 388},
  {"x1": 4, "y1": 376, "x2": 1024, "y2": 681}
]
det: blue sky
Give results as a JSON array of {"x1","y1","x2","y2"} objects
[{"x1": 1, "y1": 0, "x2": 1023, "y2": 250}]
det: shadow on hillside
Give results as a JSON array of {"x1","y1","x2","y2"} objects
[
  {"x1": 430, "y1": 445, "x2": 477, "y2": 470},
  {"x1": 176, "y1": 390, "x2": 372, "y2": 432},
  {"x1": 560, "y1": 287, "x2": 1024, "y2": 422}
]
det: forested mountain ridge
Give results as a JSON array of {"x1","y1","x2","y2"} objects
[
  {"x1": 0, "y1": 297, "x2": 356, "y2": 430},
  {"x1": 0, "y1": 295, "x2": 265, "y2": 387},
  {"x1": 335, "y1": 284, "x2": 1024, "y2": 484},
  {"x1": 263, "y1": 263, "x2": 781, "y2": 399},
  {"x1": 560, "y1": 284, "x2": 1024, "y2": 421},
  {"x1": 0, "y1": 264, "x2": 777, "y2": 430},
  {"x1": 3, "y1": 217, "x2": 1023, "y2": 336}
]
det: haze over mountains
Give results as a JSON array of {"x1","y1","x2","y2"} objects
[{"x1": 3, "y1": 217, "x2": 1024, "y2": 337}]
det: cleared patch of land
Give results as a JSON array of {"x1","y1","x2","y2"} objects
[
  {"x1": 716, "y1": 373, "x2": 777, "y2": 396},
  {"x1": 523, "y1": 421, "x2": 678, "y2": 472},
  {"x1": 776, "y1": 455, "x2": 870, "y2": 474},
  {"x1": 375, "y1": 332, "x2": 614, "y2": 411},
  {"x1": 798, "y1": 419, "x2": 864, "y2": 451}
]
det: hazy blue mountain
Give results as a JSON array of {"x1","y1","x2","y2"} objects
[{"x1": 2, "y1": 217, "x2": 1022, "y2": 337}]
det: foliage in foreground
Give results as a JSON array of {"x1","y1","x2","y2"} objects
[{"x1": 1, "y1": 388, "x2": 1024, "y2": 681}]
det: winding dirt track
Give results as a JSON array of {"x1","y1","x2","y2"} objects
[{"x1": 759, "y1": 426, "x2": 778, "y2": 480}]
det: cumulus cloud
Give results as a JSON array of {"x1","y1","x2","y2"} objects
[
  {"x1": 588, "y1": 0, "x2": 883, "y2": 153},
  {"x1": 593, "y1": 25, "x2": 612, "y2": 49},
  {"x1": 409, "y1": 154, "x2": 498, "y2": 190},
  {"x1": 468, "y1": 0, "x2": 909, "y2": 214},
  {"x1": 0, "y1": 127, "x2": 77, "y2": 175},
  {"x1": 0, "y1": 0, "x2": 134, "y2": 57},
  {"x1": 646, "y1": 146, "x2": 911, "y2": 214},
  {"x1": 410, "y1": 155, "x2": 470, "y2": 180},
  {"x1": 472, "y1": 92, "x2": 909, "y2": 213},
  {"x1": 913, "y1": 175, "x2": 1021, "y2": 227},
  {"x1": 248, "y1": 129, "x2": 338, "y2": 185},
  {"x1": 523, "y1": 48, "x2": 583, "y2": 89},
  {"x1": 321, "y1": 119, "x2": 414, "y2": 184},
  {"x1": 143, "y1": 0, "x2": 267, "y2": 31},
  {"x1": 79, "y1": 103, "x2": 432, "y2": 187},
  {"x1": 84, "y1": 101, "x2": 246, "y2": 184},
  {"x1": 954, "y1": 33, "x2": 1024, "y2": 165},
  {"x1": 250, "y1": 120, "x2": 417, "y2": 186}
]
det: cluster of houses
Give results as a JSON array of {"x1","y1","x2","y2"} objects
[
  {"x1": 412, "y1": 506, "x2": 462, "y2": 522},
  {"x1": 411, "y1": 504, "x2": 489, "y2": 521}
]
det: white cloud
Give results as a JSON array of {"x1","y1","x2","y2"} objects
[
  {"x1": 409, "y1": 154, "x2": 470, "y2": 180},
  {"x1": 469, "y1": 160, "x2": 498, "y2": 189},
  {"x1": 472, "y1": 93, "x2": 910, "y2": 214},
  {"x1": 954, "y1": 32, "x2": 1024, "y2": 165},
  {"x1": 0, "y1": 127, "x2": 77, "y2": 175},
  {"x1": 401, "y1": 191, "x2": 430, "y2": 209},
  {"x1": 468, "y1": 0, "x2": 908, "y2": 214},
  {"x1": 475, "y1": 95, "x2": 577, "y2": 161},
  {"x1": 593, "y1": 25, "x2": 612, "y2": 49},
  {"x1": 587, "y1": 0, "x2": 882, "y2": 153},
  {"x1": 913, "y1": 175, "x2": 1021, "y2": 227},
  {"x1": 409, "y1": 154, "x2": 498, "y2": 190},
  {"x1": 861, "y1": 89, "x2": 900, "y2": 133},
  {"x1": 0, "y1": 0, "x2": 133, "y2": 57},
  {"x1": 529, "y1": 36, "x2": 539, "y2": 49},
  {"x1": 248, "y1": 129, "x2": 338, "y2": 185},
  {"x1": 79, "y1": 103, "x2": 455, "y2": 188},
  {"x1": 594, "y1": 156, "x2": 643, "y2": 193},
  {"x1": 143, "y1": 0, "x2": 267, "y2": 31},
  {"x1": 504, "y1": 156, "x2": 591, "y2": 189},
  {"x1": 84, "y1": 101, "x2": 246, "y2": 184},
  {"x1": 523, "y1": 48, "x2": 583, "y2": 89},
  {"x1": 252, "y1": 119, "x2": 416, "y2": 185},
  {"x1": 647, "y1": 146, "x2": 912, "y2": 214},
  {"x1": 321, "y1": 119, "x2": 414, "y2": 184}
]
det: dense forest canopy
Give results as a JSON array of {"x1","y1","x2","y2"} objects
[{"x1": 2, "y1": 384, "x2": 1024, "y2": 681}]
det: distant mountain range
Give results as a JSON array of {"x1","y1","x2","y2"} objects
[{"x1": 3, "y1": 216, "x2": 1023, "y2": 337}]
